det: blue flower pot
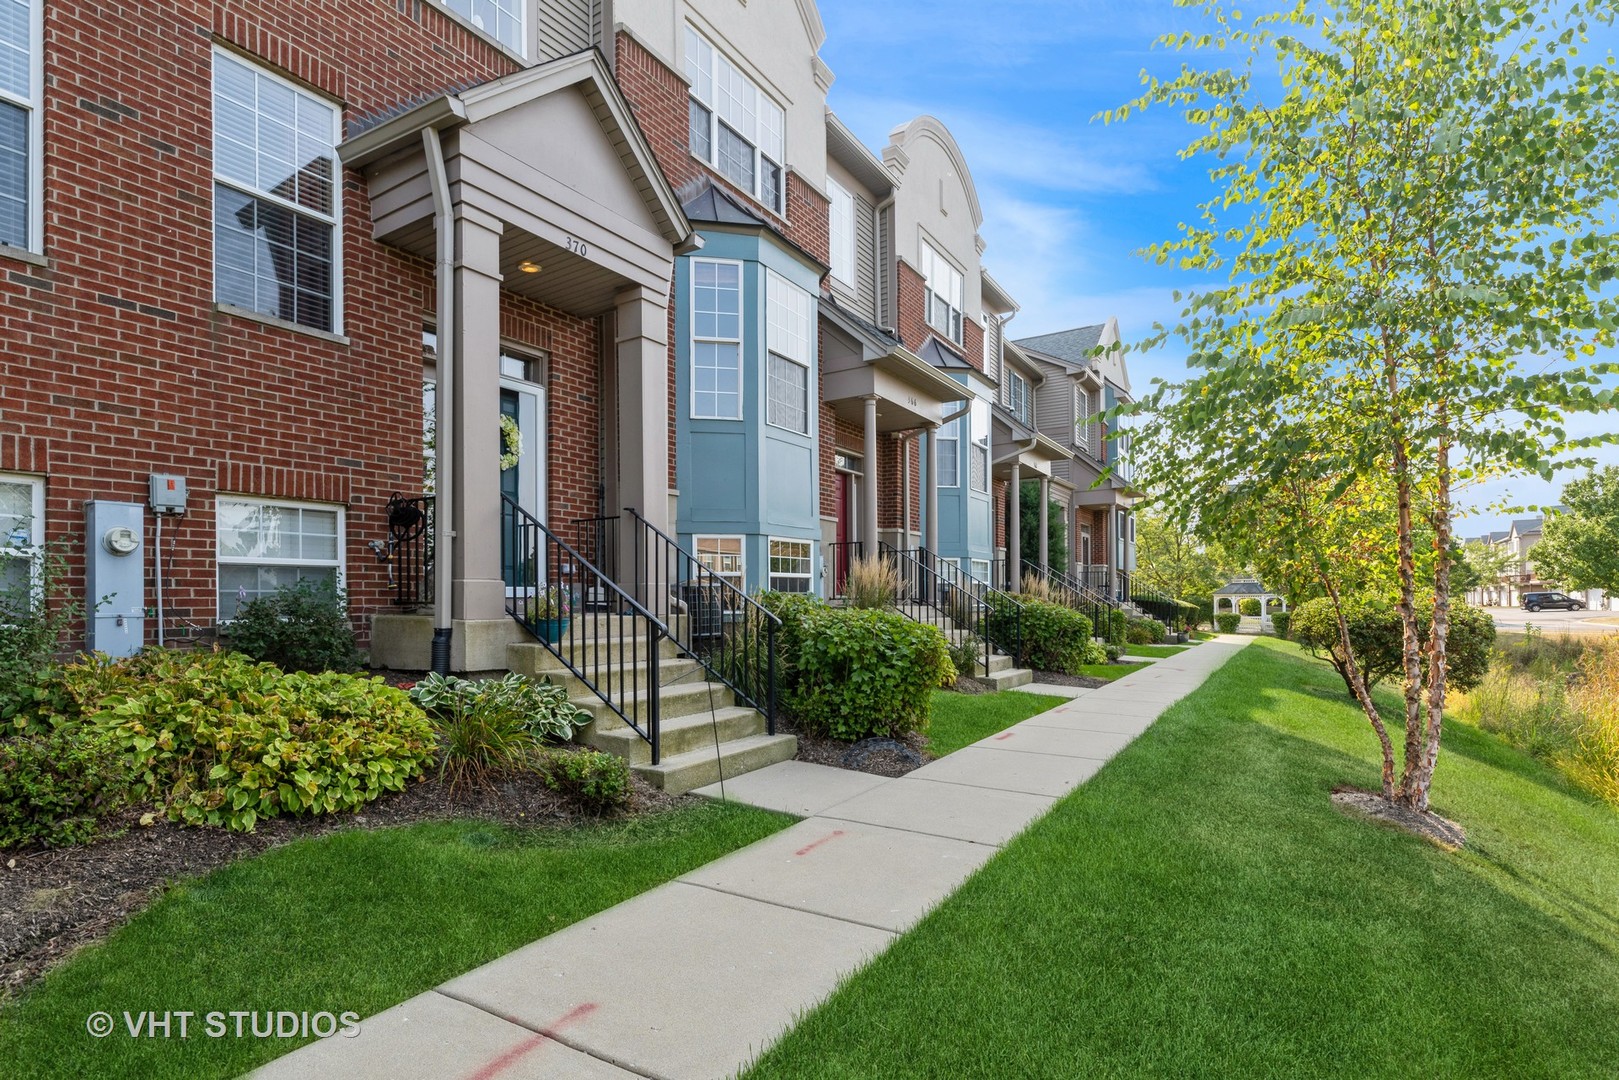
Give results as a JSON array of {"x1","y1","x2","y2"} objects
[{"x1": 537, "y1": 617, "x2": 569, "y2": 644}]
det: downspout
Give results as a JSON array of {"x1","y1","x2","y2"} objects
[{"x1": 424, "y1": 127, "x2": 455, "y2": 674}]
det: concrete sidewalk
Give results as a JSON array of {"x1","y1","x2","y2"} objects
[{"x1": 252, "y1": 639, "x2": 1246, "y2": 1080}]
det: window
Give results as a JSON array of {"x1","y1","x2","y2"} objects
[
  {"x1": 0, "y1": 473, "x2": 43, "y2": 602},
  {"x1": 0, "y1": 0, "x2": 41, "y2": 250},
  {"x1": 694, "y1": 536, "x2": 744, "y2": 591},
  {"x1": 936, "y1": 412, "x2": 960, "y2": 488},
  {"x1": 970, "y1": 443, "x2": 989, "y2": 493},
  {"x1": 828, "y1": 178, "x2": 855, "y2": 286},
  {"x1": 769, "y1": 539, "x2": 813, "y2": 593},
  {"x1": 216, "y1": 497, "x2": 343, "y2": 620},
  {"x1": 766, "y1": 270, "x2": 812, "y2": 434},
  {"x1": 213, "y1": 50, "x2": 341, "y2": 333},
  {"x1": 920, "y1": 243, "x2": 964, "y2": 344},
  {"x1": 436, "y1": 0, "x2": 524, "y2": 55},
  {"x1": 1007, "y1": 368, "x2": 1031, "y2": 425},
  {"x1": 691, "y1": 259, "x2": 743, "y2": 419},
  {"x1": 1074, "y1": 384, "x2": 1095, "y2": 455},
  {"x1": 685, "y1": 27, "x2": 785, "y2": 214},
  {"x1": 970, "y1": 559, "x2": 991, "y2": 584}
]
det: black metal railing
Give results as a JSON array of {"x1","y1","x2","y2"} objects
[
  {"x1": 503, "y1": 496, "x2": 667, "y2": 763},
  {"x1": 1075, "y1": 564, "x2": 1114, "y2": 598},
  {"x1": 1022, "y1": 560, "x2": 1114, "y2": 640},
  {"x1": 385, "y1": 493, "x2": 433, "y2": 609},
  {"x1": 826, "y1": 540, "x2": 865, "y2": 599},
  {"x1": 910, "y1": 549, "x2": 1026, "y2": 668},
  {"x1": 879, "y1": 543, "x2": 992, "y2": 676},
  {"x1": 572, "y1": 515, "x2": 619, "y2": 585},
  {"x1": 1130, "y1": 585, "x2": 1190, "y2": 628},
  {"x1": 624, "y1": 508, "x2": 778, "y2": 727}
]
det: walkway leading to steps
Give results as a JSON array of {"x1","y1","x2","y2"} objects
[{"x1": 252, "y1": 638, "x2": 1249, "y2": 1080}]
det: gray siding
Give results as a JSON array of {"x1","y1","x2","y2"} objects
[
  {"x1": 537, "y1": 0, "x2": 596, "y2": 61},
  {"x1": 854, "y1": 189, "x2": 877, "y2": 321},
  {"x1": 1034, "y1": 372, "x2": 1071, "y2": 440},
  {"x1": 875, "y1": 202, "x2": 893, "y2": 330}
]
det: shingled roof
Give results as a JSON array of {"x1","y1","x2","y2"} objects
[{"x1": 1015, "y1": 325, "x2": 1106, "y2": 367}]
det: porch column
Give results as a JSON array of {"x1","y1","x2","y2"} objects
[
  {"x1": 450, "y1": 208, "x2": 507, "y2": 623},
  {"x1": 1038, "y1": 476, "x2": 1050, "y2": 571},
  {"x1": 862, "y1": 396, "x2": 879, "y2": 556},
  {"x1": 924, "y1": 422, "x2": 940, "y2": 556},
  {"x1": 1008, "y1": 461, "x2": 1022, "y2": 589},
  {"x1": 614, "y1": 284, "x2": 671, "y2": 612}
]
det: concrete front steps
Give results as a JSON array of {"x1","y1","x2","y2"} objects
[
  {"x1": 904, "y1": 607, "x2": 1036, "y2": 689},
  {"x1": 506, "y1": 620, "x2": 795, "y2": 795}
]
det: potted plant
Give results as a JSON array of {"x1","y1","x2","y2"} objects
[{"x1": 527, "y1": 585, "x2": 571, "y2": 644}]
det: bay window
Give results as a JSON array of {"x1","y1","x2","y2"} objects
[
  {"x1": 695, "y1": 536, "x2": 744, "y2": 591},
  {"x1": 692, "y1": 259, "x2": 743, "y2": 419},
  {"x1": 766, "y1": 270, "x2": 812, "y2": 434},
  {"x1": 768, "y1": 539, "x2": 813, "y2": 593},
  {"x1": 685, "y1": 27, "x2": 785, "y2": 214},
  {"x1": 936, "y1": 413, "x2": 960, "y2": 488}
]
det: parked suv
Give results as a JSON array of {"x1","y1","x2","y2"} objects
[{"x1": 1520, "y1": 591, "x2": 1585, "y2": 612}]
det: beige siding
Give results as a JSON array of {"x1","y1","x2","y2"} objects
[
  {"x1": 538, "y1": 0, "x2": 596, "y2": 60},
  {"x1": 854, "y1": 188, "x2": 877, "y2": 321}
]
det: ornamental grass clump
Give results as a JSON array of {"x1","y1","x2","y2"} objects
[
  {"x1": 409, "y1": 672, "x2": 589, "y2": 790},
  {"x1": 844, "y1": 556, "x2": 900, "y2": 610},
  {"x1": 1565, "y1": 638, "x2": 1619, "y2": 807}
]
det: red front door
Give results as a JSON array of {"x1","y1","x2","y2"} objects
[{"x1": 835, "y1": 472, "x2": 853, "y2": 596}]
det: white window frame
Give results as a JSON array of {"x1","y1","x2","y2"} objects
[
  {"x1": 765, "y1": 269, "x2": 813, "y2": 435},
  {"x1": 690, "y1": 257, "x2": 744, "y2": 420},
  {"x1": 432, "y1": 0, "x2": 526, "y2": 57},
  {"x1": 0, "y1": 472, "x2": 45, "y2": 601},
  {"x1": 970, "y1": 442, "x2": 990, "y2": 494},
  {"x1": 768, "y1": 538, "x2": 813, "y2": 593},
  {"x1": 215, "y1": 495, "x2": 346, "y2": 622},
  {"x1": 827, "y1": 178, "x2": 855, "y2": 287},
  {"x1": 211, "y1": 47, "x2": 344, "y2": 334},
  {"x1": 1007, "y1": 368, "x2": 1031, "y2": 426},
  {"x1": 921, "y1": 242, "x2": 965, "y2": 345},
  {"x1": 970, "y1": 558, "x2": 992, "y2": 584},
  {"x1": 936, "y1": 413, "x2": 960, "y2": 488},
  {"x1": 684, "y1": 26, "x2": 785, "y2": 214},
  {"x1": 694, "y1": 535, "x2": 745, "y2": 591},
  {"x1": 0, "y1": 0, "x2": 43, "y2": 253}
]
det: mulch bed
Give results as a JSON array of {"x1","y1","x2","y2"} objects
[
  {"x1": 1032, "y1": 670, "x2": 1109, "y2": 689},
  {"x1": 1330, "y1": 786, "x2": 1467, "y2": 850},
  {"x1": 783, "y1": 715, "x2": 930, "y2": 779},
  {"x1": 0, "y1": 765, "x2": 690, "y2": 1000}
]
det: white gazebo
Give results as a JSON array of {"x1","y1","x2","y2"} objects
[{"x1": 1214, "y1": 578, "x2": 1286, "y2": 631}]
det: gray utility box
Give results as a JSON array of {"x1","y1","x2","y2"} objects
[{"x1": 85, "y1": 501, "x2": 145, "y2": 658}]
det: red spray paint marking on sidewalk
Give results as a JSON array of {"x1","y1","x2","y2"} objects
[
  {"x1": 794, "y1": 829, "x2": 846, "y2": 856},
  {"x1": 994, "y1": 732, "x2": 1016, "y2": 741},
  {"x1": 461, "y1": 1002, "x2": 599, "y2": 1080}
]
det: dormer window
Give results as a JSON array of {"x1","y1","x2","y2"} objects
[
  {"x1": 685, "y1": 27, "x2": 785, "y2": 214},
  {"x1": 921, "y1": 242, "x2": 964, "y2": 344}
]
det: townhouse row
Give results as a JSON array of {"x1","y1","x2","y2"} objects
[{"x1": 0, "y1": 0, "x2": 1140, "y2": 667}]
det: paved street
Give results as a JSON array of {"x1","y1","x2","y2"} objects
[{"x1": 1480, "y1": 606, "x2": 1619, "y2": 635}]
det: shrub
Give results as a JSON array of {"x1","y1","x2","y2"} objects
[
  {"x1": 1107, "y1": 608, "x2": 1128, "y2": 647},
  {"x1": 757, "y1": 591, "x2": 827, "y2": 695},
  {"x1": 534, "y1": 747, "x2": 631, "y2": 814},
  {"x1": 790, "y1": 608, "x2": 955, "y2": 741},
  {"x1": 1238, "y1": 597, "x2": 1262, "y2": 617},
  {"x1": 1291, "y1": 596, "x2": 1495, "y2": 700},
  {"x1": 1186, "y1": 594, "x2": 1214, "y2": 632},
  {"x1": 226, "y1": 580, "x2": 362, "y2": 673},
  {"x1": 0, "y1": 726, "x2": 133, "y2": 849},
  {"x1": 1126, "y1": 617, "x2": 1167, "y2": 645},
  {"x1": 1270, "y1": 611, "x2": 1292, "y2": 639},
  {"x1": 845, "y1": 556, "x2": 899, "y2": 610},
  {"x1": 0, "y1": 544, "x2": 82, "y2": 726},
  {"x1": 947, "y1": 634, "x2": 984, "y2": 678},
  {"x1": 30, "y1": 649, "x2": 436, "y2": 831},
  {"x1": 1216, "y1": 613, "x2": 1242, "y2": 634},
  {"x1": 992, "y1": 597, "x2": 1093, "y2": 674},
  {"x1": 410, "y1": 672, "x2": 585, "y2": 790},
  {"x1": 1104, "y1": 643, "x2": 1125, "y2": 662}
]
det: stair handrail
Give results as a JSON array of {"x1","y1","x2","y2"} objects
[
  {"x1": 899, "y1": 548, "x2": 1026, "y2": 668},
  {"x1": 1022, "y1": 560, "x2": 1115, "y2": 643},
  {"x1": 621, "y1": 507, "x2": 779, "y2": 729},
  {"x1": 502, "y1": 495, "x2": 668, "y2": 763},
  {"x1": 877, "y1": 543, "x2": 995, "y2": 678}
]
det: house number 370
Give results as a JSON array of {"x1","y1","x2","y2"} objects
[{"x1": 566, "y1": 237, "x2": 589, "y2": 257}]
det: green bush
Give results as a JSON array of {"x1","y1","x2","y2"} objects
[
  {"x1": 30, "y1": 649, "x2": 436, "y2": 831},
  {"x1": 409, "y1": 672, "x2": 585, "y2": 790},
  {"x1": 1104, "y1": 643, "x2": 1126, "y2": 662},
  {"x1": 1238, "y1": 597, "x2": 1262, "y2": 617},
  {"x1": 0, "y1": 726, "x2": 133, "y2": 848},
  {"x1": 790, "y1": 608, "x2": 956, "y2": 741},
  {"x1": 534, "y1": 747, "x2": 631, "y2": 814},
  {"x1": 226, "y1": 580, "x2": 362, "y2": 673},
  {"x1": 1186, "y1": 595, "x2": 1214, "y2": 632},
  {"x1": 1291, "y1": 596, "x2": 1495, "y2": 700},
  {"x1": 757, "y1": 591, "x2": 827, "y2": 695},
  {"x1": 947, "y1": 634, "x2": 984, "y2": 678},
  {"x1": 1107, "y1": 608, "x2": 1128, "y2": 647},
  {"x1": 1126, "y1": 617, "x2": 1167, "y2": 645},
  {"x1": 1270, "y1": 611, "x2": 1292, "y2": 639},
  {"x1": 0, "y1": 544, "x2": 82, "y2": 726},
  {"x1": 1216, "y1": 613, "x2": 1242, "y2": 634},
  {"x1": 992, "y1": 598, "x2": 1095, "y2": 674}
]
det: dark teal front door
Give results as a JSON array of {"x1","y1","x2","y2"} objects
[{"x1": 501, "y1": 388, "x2": 521, "y2": 587}]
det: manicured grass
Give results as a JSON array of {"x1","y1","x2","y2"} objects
[
  {"x1": 1192, "y1": 629, "x2": 1218, "y2": 640},
  {"x1": 926, "y1": 689, "x2": 1068, "y2": 757},
  {"x1": 0, "y1": 803, "x2": 791, "y2": 1080},
  {"x1": 1125, "y1": 644, "x2": 1190, "y2": 658},
  {"x1": 1074, "y1": 661, "x2": 1151, "y2": 681},
  {"x1": 748, "y1": 639, "x2": 1619, "y2": 1079}
]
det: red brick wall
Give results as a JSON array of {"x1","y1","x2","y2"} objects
[
  {"x1": 498, "y1": 299, "x2": 601, "y2": 528},
  {"x1": 994, "y1": 480, "x2": 1009, "y2": 550},
  {"x1": 0, "y1": 2, "x2": 540, "y2": 649},
  {"x1": 896, "y1": 260, "x2": 928, "y2": 353},
  {"x1": 962, "y1": 318, "x2": 984, "y2": 374}
]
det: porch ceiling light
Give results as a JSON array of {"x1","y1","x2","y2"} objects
[{"x1": 518, "y1": 260, "x2": 542, "y2": 274}]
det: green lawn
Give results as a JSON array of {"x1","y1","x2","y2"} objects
[
  {"x1": 748, "y1": 638, "x2": 1619, "y2": 1079},
  {"x1": 1126, "y1": 644, "x2": 1190, "y2": 658},
  {"x1": 1074, "y1": 661, "x2": 1151, "y2": 681},
  {"x1": 926, "y1": 689, "x2": 1068, "y2": 757},
  {"x1": 0, "y1": 803, "x2": 791, "y2": 1080}
]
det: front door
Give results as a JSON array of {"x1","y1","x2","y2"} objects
[
  {"x1": 499, "y1": 364, "x2": 547, "y2": 589},
  {"x1": 834, "y1": 471, "x2": 854, "y2": 596}
]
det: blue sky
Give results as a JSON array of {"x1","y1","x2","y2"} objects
[{"x1": 816, "y1": 0, "x2": 1619, "y2": 535}]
